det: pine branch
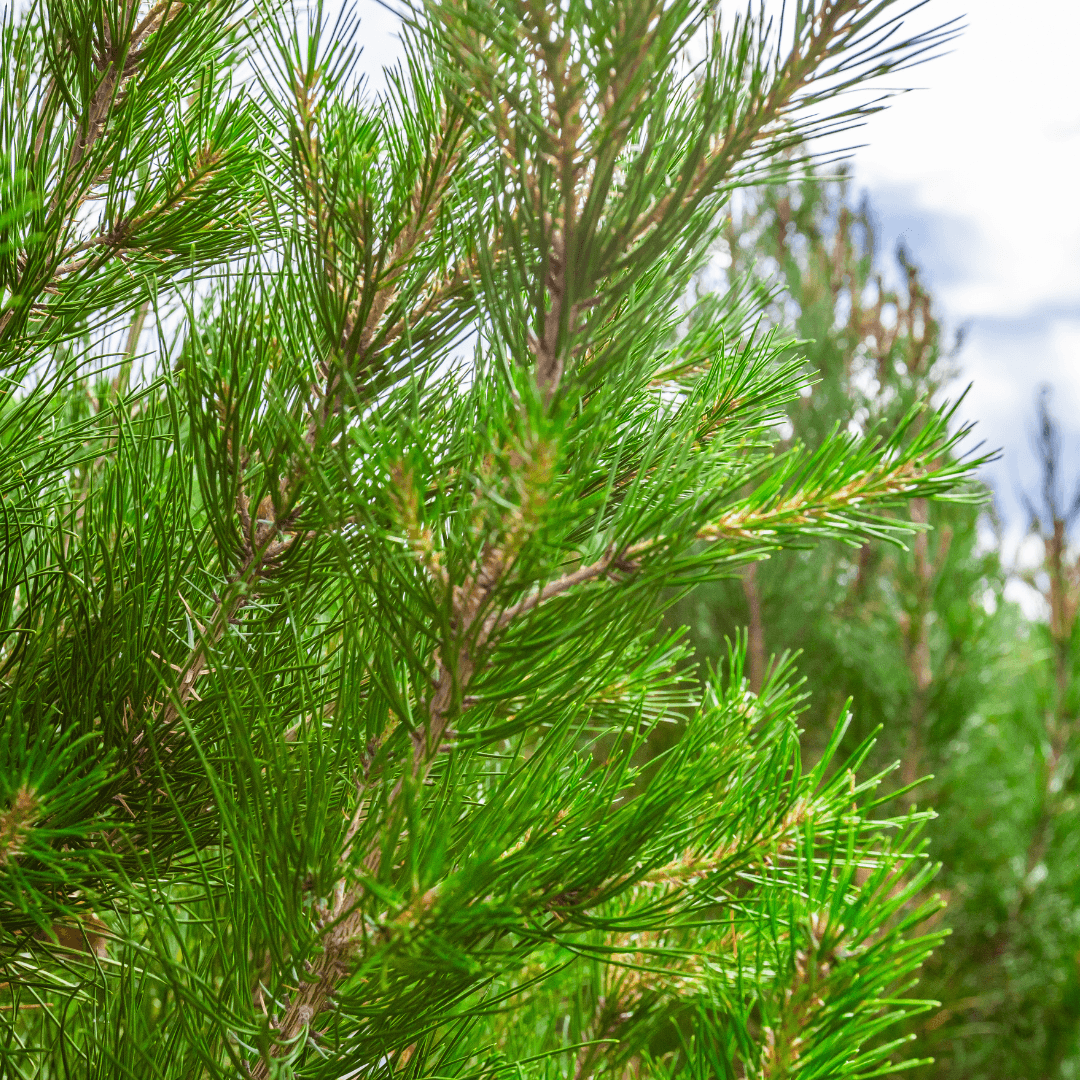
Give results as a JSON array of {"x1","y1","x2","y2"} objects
[
  {"x1": 2, "y1": 2, "x2": 963, "y2": 1075},
  {"x1": 61, "y1": 0, "x2": 185, "y2": 181},
  {"x1": 131, "y1": 462, "x2": 312, "y2": 767},
  {"x1": 249, "y1": 440, "x2": 954, "y2": 1067},
  {"x1": 0, "y1": 787, "x2": 38, "y2": 866}
]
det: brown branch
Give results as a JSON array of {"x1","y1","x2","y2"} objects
[
  {"x1": 518, "y1": 15, "x2": 588, "y2": 403},
  {"x1": 32, "y1": 77, "x2": 58, "y2": 161},
  {"x1": 251, "y1": 633, "x2": 471, "y2": 1076},
  {"x1": 529, "y1": 229, "x2": 570, "y2": 398},
  {"x1": 113, "y1": 299, "x2": 150, "y2": 399},
  {"x1": 491, "y1": 544, "x2": 623, "y2": 630},
  {"x1": 628, "y1": 3, "x2": 882, "y2": 262},
  {"x1": 254, "y1": 480, "x2": 607, "y2": 1072},
  {"x1": 520, "y1": 2, "x2": 881, "y2": 407},
  {"x1": 742, "y1": 562, "x2": 766, "y2": 694},
  {"x1": 138, "y1": 485, "x2": 309, "y2": 767},
  {"x1": 900, "y1": 497, "x2": 932, "y2": 798},
  {"x1": 1012, "y1": 507, "x2": 1080, "y2": 914},
  {"x1": 141, "y1": 573, "x2": 249, "y2": 762},
  {"x1": 64, "y1": 0, "x2": 183, "y2": 179},
  {"x1": 303, "y1": 105, "x2": 468, "y2": 446},
  {"x1": 130, "y1": 0, "x2": 181, "y2": 50}
]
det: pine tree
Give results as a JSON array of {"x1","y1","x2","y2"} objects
[
  {"x1": 666, "y1": 171, "x2": 1080, "y2": 1077},
  {"x1": 670, "y1": 171, "x2": 1005, "y2": 786},
  {"x1": 919, "y1": 390, "x2": 1080, "y2": 1080},
  {"x1": 1, "y1": 2, "x2": 971, "y2": 1077}
]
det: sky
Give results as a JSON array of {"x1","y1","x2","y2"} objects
[
  {"x1": 838, "y1": 0, "x2": 1080, "y2": 536},
  {"x1": 353, "y1": 0, "x2": 1080, "y2": 536}
]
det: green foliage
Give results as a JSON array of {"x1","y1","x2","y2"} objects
[
  {"x1": 0, "y1": 1, "x2": 969, "y2": 1077},
  {"x1": 910, "y1": 391, "x2": 1080, "y2": 1080},
  {"x1": 670, "y1": 172, "x2": 1003, "y2": 769},
  {"x1": 669, "y1": 168, "x2": 1080, "y2": 1078}
]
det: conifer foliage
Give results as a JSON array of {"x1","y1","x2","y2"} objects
[
  {"x1": 2, "y1": 1, "x2": 970, "y2": 1076},
  {"x1": 672, "y1": 171, "x2": 1001, "y2": 783},
  {"x1": 670, "y1": 170, "x2": 1080, "y2": 1079}
]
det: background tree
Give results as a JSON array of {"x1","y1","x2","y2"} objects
[
  {"x1": 669, "y1": 169, "x2": 1080, "y2": 1079},
  {"x1": 0, "y1": 2, "x2": 970, "y2": 1078},
  {"x1": 669, "y1": 170, "x2": 1005, "y2": 785},
  {"x1": 921, "y1": 390, "x2": 1080, "y2": 1080}
]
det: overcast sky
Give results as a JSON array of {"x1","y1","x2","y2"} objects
[
  {"x1": 355, "y1": 0, "x2": 1080, "y2": 532},
  {"x1": 841, "y1": 0, "x2": 1080, "y2": 534}
]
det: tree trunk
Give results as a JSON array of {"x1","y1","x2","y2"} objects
[{"x1": 743, "y1": 563, "x2": 766, "y2": 694}]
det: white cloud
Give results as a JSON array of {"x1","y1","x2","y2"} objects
[
  {"x1": 829, "y1": 0, "x2": 1080, "y2": 524},
  {"x1": 849, "y1": 0, "x2": 1080, "y2": 323}
]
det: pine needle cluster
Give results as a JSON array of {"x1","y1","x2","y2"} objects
[{"x1": 1, "y1": 0, "x2": 977, "y2": 1076}]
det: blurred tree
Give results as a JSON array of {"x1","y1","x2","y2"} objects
[
  {"x1": 670, "y1": 170, "x2": 1080, "y2": 1079},
  {"x1": 669, "y1": 170, "x2": 1005, "y2": 782},
  {"x1": 924, "y1": 389, "x2": 1080, "y2": 1079}
]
